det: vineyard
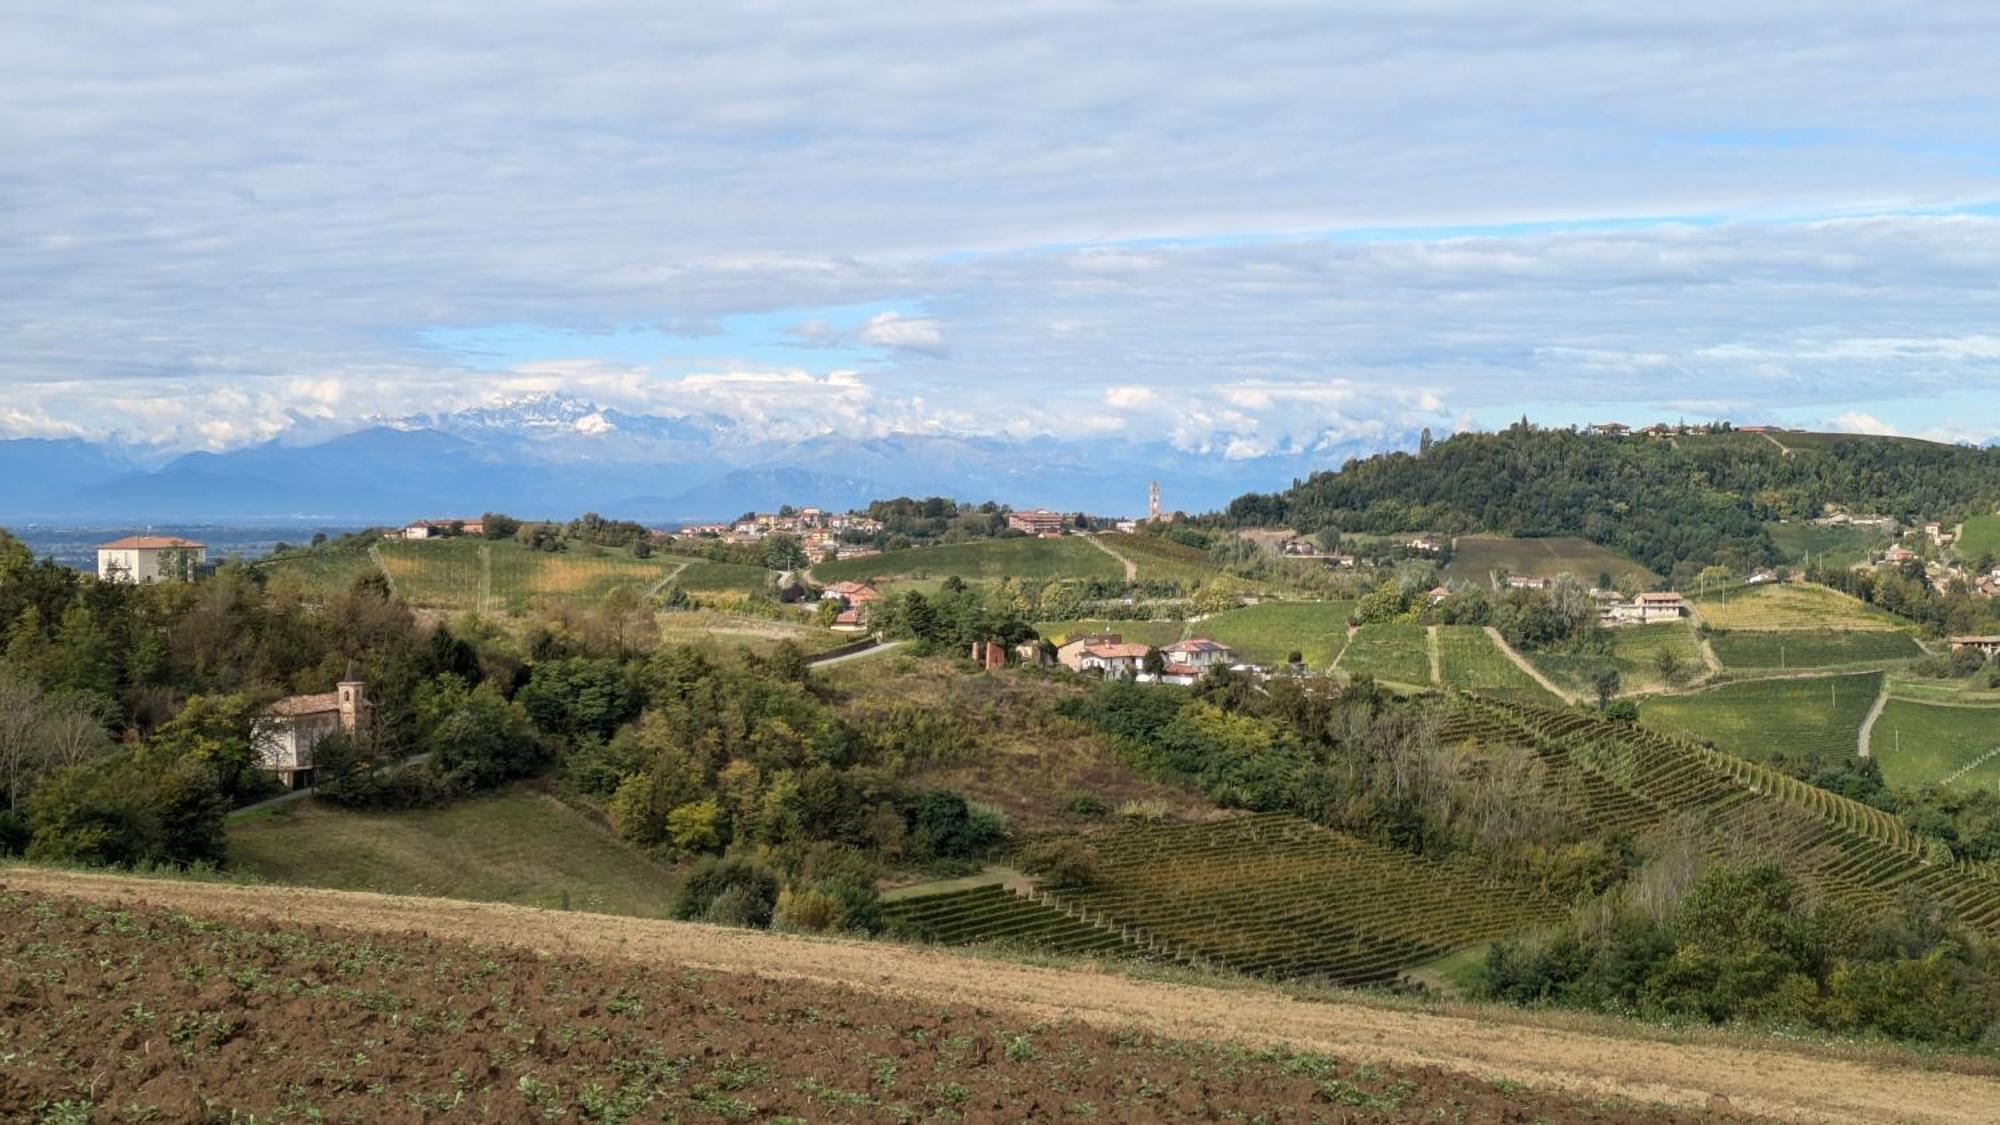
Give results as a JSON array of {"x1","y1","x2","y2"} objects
[
  {"x1": 1195, "y1": 601, "x2": 1354, "y2": 667},
  {"x1": 1638, "y1": 671, "x2": 1882, "y2": 765},
  {"x1": 1033, "y1": 618, "x2": 1189, "y2": 648},
  {"x1": 1442, "y1": 535, "x2": 1657, "y2": 587},
  {"x1": 1098, "y1": 532, "x2": 1224, "y2": 583},
  {"x1": 1957, "y1": 514, "x2": 2000, "y2": 564},
  {"x1": 1709, "y1": 629, "x2": 1923, "y2": 670},
  {"x1": 1435, "y1": 698, "x2": 2000, "y2": 935},
  {"x1": 1335, "y1": 622, "x2": 1432, "y2": 688},
  {"x1": 812, "y1": 535, "x2": 1125, "y2": 584},
  {"x1": 1871, "y1": 699, "x2": 2000, "y2": 792},
  {"x1": 1434, "y1": 625, "x2": 1557, "y2": 702},
  {"x1": 267, "y1": 538, "x2": 702, "y2": 614},
  {"x1": 1529, "y1": 624, "x2": 1705, "y2": 698},
  {"x1": 879, "y1": 883, "x2": 1135, "y2": 956}
]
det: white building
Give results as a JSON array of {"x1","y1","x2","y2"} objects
[
  {"x1": 96, "y1": 535, "x2": 207, "y2": 583},
  {"x1": 256, "y1": 679, "x2": 373, "y2": 789},
  {"x1": 1604, "y1": 591, "x2": 1691, "y2": 625},
  {"x1": 1160, "y1": 637, "x2": 1235, "y2": 671}
]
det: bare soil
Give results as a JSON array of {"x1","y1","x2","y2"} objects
[{"x1": 10, "y1": 868, "x2": 2000, "y2": 1121}]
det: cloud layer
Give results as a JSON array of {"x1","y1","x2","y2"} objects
[{"x1": 3, "y1": 2, "x2": 1998, "y2": 453}]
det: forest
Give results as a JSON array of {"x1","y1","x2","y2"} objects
[{"x1": 1224, "y1": 424, "x2": 2000, "y2": 583}]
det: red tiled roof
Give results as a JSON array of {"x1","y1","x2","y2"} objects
[
  {"x1": 263, "y1": 692, "x2": 341, "y2": 717},
  {"x1": 98, "y1": 535, "x2": 205, "y2": 550},
  {"x1": 1164, "y1": 638, "x2": 1232, "y2": 654},
  {"x1": 1083, "y1": 643, "x2": 1151, "y2": 660}
]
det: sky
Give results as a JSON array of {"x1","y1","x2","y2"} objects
[{"x1": 3, "y1": 1, "x2": 1999, "y2": 457}]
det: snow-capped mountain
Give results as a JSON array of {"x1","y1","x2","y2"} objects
[{"x1": 0, "y1": 394, "x2": 1411, "y2": 523}]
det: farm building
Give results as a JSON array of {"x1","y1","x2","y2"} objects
[
  {"x1": 96, "y1": 535, "x2": 207, "y2": 584},
  {"x1": 1056, "y1": 634, "x2": 1150, "y2": 676},
  {"x1": 1006, "y1": 508, "x2": 1070, "y2": 535},
  {"x1": 255, "y1": 678, "x2": 373, "y2": 789},
  {"x1": 1948, "y1": 636, "x2": 2000, "y2": 659},
  {"x1": 1604, "y1": 591, "x2": 1691, "y2": 625},
  {"x1": 1505, "y1": 575, "x2": 1551, "y2": 590}
]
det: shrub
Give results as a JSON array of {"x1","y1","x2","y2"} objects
[{"x1": 674, "y1": 855, "x2": 779, "y2": 927}]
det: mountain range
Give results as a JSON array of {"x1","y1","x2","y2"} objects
[{"x1": 0, "y1": 393, "x2": 1395, "y2": 524}]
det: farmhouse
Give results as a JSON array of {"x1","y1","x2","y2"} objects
[
  {"x1": 1161, "y1": 637, "x2": 1235, "y2": 671},
  {"x1": 1883, "y1": 546, "x2": 1918, "y2": 565},
  {"x1": 1007, "y1": 508, "x2": 1070, "y2": 535},
  {"x1": 1948, "y1": 636, "x2": 2000, "y2": 659},
  {"x1": 1072, "y1": 641, "x2": 1151, "y2": 677},
  {"x1": 1604, "y1": 591, "x2": 1690, "y2": 625},
  {"x1": 255, "y1": 678, "x2": 373, "y2": 789},
  {"x1": 1745, "y1": 569, "x2": 1780, "y2": 586},
  {"x1": 1505, "y1": 575, "x2": 1551, "y2": 590},
  {"x1": 96, "y1": 535, "x2": 207, "y2": 584}
]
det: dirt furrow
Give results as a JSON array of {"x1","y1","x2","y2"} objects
[{"x1": 8, "y1": 867, "x2": 1998, "y2": 1123}]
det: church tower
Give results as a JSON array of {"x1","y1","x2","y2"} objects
[{"x1": 1148, "y1": 480, "x2": 1160, "y2": 523}]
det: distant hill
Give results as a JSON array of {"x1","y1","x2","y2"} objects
[{"x1": 1226, "y1": 425, "x2": 2000, "y2": 582}]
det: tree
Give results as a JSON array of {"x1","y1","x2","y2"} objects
[
  {"x1": 422, "y1": 676, "x2": 544, "y2": 790},
  {"x1": 763, "y1": 533, "x2": 808, "y2": 571},
  {"x1": 1592, "y1": 668, "x2": 1622, "y2": 709}
]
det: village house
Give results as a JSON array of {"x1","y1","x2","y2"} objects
[
  {"x1": 255, "y1": 678, "x2": 373, "y2": 789},
  {"x1": 1071, "y1": 640, "x2": 1151, "y2": 677},
  {"x1": 1006, "y1": 508, "x2": 1070, "y2": 535},
  {"x1": 1160, "y1": 637, "x2": 1235, "y2": 672},
  {"x1": 1405, "y1": 536, "x2": 1442, "y2": 553},
  {"x1": 1588, "y1": 422, "x2": 1630, "y2": 436},
  {"x1": 1113, "y1": 519, "x2": 1139, "y2": 533},
  {"x1": 1745, "y1": 569, "x2": 1780, "y2": 586},
  {"x1": 1883, "y1": 545, "x2": 1919, "y2": 565},
  {"x1": 1604, "y1": 591, "x2": 1691, "y2": 625},
  {"x1": 402, "y1": 518, "x2": 480, "y2": 540},
  {"x1": 1948, "y1": 636, "x2": 2000, "y2": 659},
  {"x1": 96, "y1": 535, "x2": 207, "y2": 584},
  {"x1": 1505, "y1": 574, "x2": 1551, "y2": 590},
  {"x1": 834, "y1": 544, "x2": 881, "y2": 561}
]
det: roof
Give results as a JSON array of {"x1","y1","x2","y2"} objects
[
  {"x1": 263, "y1": 692, "x2": 342, "y2": 717},
  {"x1": 1058, "y1": 633, "x2": 1122, "y2": 649},
  {"x1": 1164, "y1": 638, "x2": 1233, "y2": 654},
  {"x1": 1634, "y1": 592, "x2": 1687, "y2": 603},
  {"x1": 98, "y1": 535, "x2": 205, "y2": 550},
  {"x1": 1082, "y1": 643, "x2": 1152, "y2": 660},
  {"x1": 1951, "y1": 635, "x2": 2000, "y2": 644}
]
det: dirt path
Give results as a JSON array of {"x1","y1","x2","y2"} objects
[
  {"x1": 1760, "y1": 431, "x2": 1795, "y2": 456},
  {"x1": 365, "y1": 542, "x2": 396, "y2": 598},
  {"x1": 1483, "y1": 626, "x2": 1580, "y2": 705},
  {"x1": 1427, "y1": 624, "x2": 1442, "y2": 685},
  {"x1": 645, "y1": 559, "x2": 691, "y2": 597},
  {"x1": 1083, "y1": 532, "x2": 1139, "y2": 581},
  {"x1": 8, "y1": 869, "x2": 1998, "y2": 1123},
  {"x1": 808, "y1": 639, "x2": 903, "y2": 667},
  {"x1": 1857, "y1": 679, "x2": 1891, "y2": 759},
  {"x1": 1697, "y1": 629, "x2": 1724, "y2": 677}
]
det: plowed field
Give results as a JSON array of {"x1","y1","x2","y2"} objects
[{"x1": 7, "y1": 869, "x2": 1999, "y2": 1122}]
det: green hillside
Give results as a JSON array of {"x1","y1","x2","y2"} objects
[
  {"x1": 1767, "y1": 520, "x2": 1888, "y2": 570},
  {"x1": 1336, "y1": 622, "x2": 1431, "y2": 688},
  {"x1": 229, "y1": 789, "x2": 676, "y2": 917},
  {"x1": 1639, "y1": 671, "x2": 1882, "y2": 765},
  {"x1": 1709, "y1": 629, "x2": 1923, "y2": 670},
  {"x1": 1691, "y1": 582, "x2": 1906, "y2": 631},
  {"x1": 1033, "y1": 618, "x2": 1188, "y2": 648},
  {"x1": 1959, "y1": 514, "x2": 2000, "y2": 563},
  {"x1": 812, "y1": 535, "x2": 1123, "y2": 584},
  {"x1": 1527, "y1": 623, "x2": 1705, "y2": 698},
  {"x1": 1196, "y1": 601, "x2": 1353, "y2": 666},
  {"x1": 263, "y1": 536, "x2": 712, "y2": 614},
  {"x1": 1434, "y1": 625, "x2": 1558, "y2": 703},
  {"x1": 1871, "y1": 700, "x2": 2000, "y2": 791}
]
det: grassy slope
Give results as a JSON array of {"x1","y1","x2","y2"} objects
[
  {"x1": 1443, "y1": 535, "x2": 1657, "y2": 587},
  {"x1": 1196, "y1": 602, "x2": 1354, "y2": 667},
  {"x1": 1527, "y1": 624, "x2": 1705, "y2": 698},
  {"x1": 228, "y1": 789, "x2": 676, "y2": 917},
  {"x1": 1709, "y1": 629, "x2": 1923, "y2": 670},
  {"x1": 1691, "y1": 582, "x2": 1908, "y2": 631},
  {"x1": 1767, "y1": 521, "x2": 1889, "y2": 570},
  {"x1": 1338, "y1": 622, "x2": 1432, "y2": 688},
  {"x1": 1098, "y1": 533, "x2": 1223, "y2": 583},
  {"x1": 1639, "y1": 671, "x2": 1883, "y2": 765},
  {"x1": 813, "y1": 536, "x2": 1123, "y2": 584},
  {"x1": 1872, "y1": 699, "x2": 2000, "y2": 791},
  {"x1": 1958, "y1": 514, "x2": 2000, "y2": 563},
  {"x1": 1434, "y1": 625, "x2": 1557, "y2": 703},
  {"x1": 1033, "y1": 619, "x2": 1189, "y2": 648}
]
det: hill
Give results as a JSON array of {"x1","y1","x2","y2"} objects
[
  {"x1": 1443, "y1": 534, "x2": 1657, "y2": 587},
  {"x1": 812, "y1": 535, "x2": 1126, "y2": 584},
  {"x1": 11, "y1": 868, "x2": 1997, "y2": 1123},
  {"x1": 1227, "y1": 424, "x2": 2000, "y2": 581}
]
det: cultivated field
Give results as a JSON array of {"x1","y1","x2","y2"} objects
[
  {"x1": 1195, "y1": 601, "x2": 1354, "y2": 666},
  {"x1": 1691, "y1": 582, "x2": 1905, "y2": 631},
  {"x1": 669, "y1": 557, "x2": 777, "y2": 593},
  {"x1": 1767, "y1": 520, "x2": 1889, "y2": 570},
  {"x1": 1033, "y1": 618, "x2": 1189, "y2": 648},
  {"x1": 1708, "y1": 629, "x2": 1923, "y2": 670},
  {"x1": 19, "y1": 871, "x2": 1967, "y2": 1123},
  {"x1": 1638, "y1": 671, "x2": 1883, "y2": 765},
  {"x1": 1336, "y1": 621, "x2": 1432, "y2": 687},
  {"x1": 813, "y1": 536, "x2": 1124, "y2": 584},
  {"x1": 1434, "y1": 625, "x2": 1558, "y2": 702},
  {"x1": 1442, "y1": 535, "x2": 1657, "y2": 587},
  {"x1": 1872, "y1": 700, "x2": 2000, "y2": 792},
  {"x1": 257, "y1": 545, "x2": 381, "y2": 595},
  {"x1": 228, "y1": 789, "x2": 676, "y2": 917},
  {"x1": 1959, "y1": 513, "x2": 2000, "y2": 563},
  {"x1": 1096, "y1": 532, "x2": 1224, "y2": 583},
  {"x1": 1528, "y1": 624, "x2": 1707, "y2": 698}
]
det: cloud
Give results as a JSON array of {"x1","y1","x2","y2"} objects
[{"x1": 855, "y1": 311, "x2": 944, "y2": 355}]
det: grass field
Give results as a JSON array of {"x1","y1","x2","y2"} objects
[
  {"x1": 1888, "y1": 673, "x2": 2000, "y2": 706},
  {"x1": 813, "y1": 535, "x2": 1124, "y2": 584},
  {"x1": 1691, "y1": 582, "x2": 1907, "y2": 631},
  {"x1": 1767, "y1": 521, "x2": 1889, "y2": 570},
  {"x1": 1639, "y1": 671, "x2": 1883, "y2": 765},
  {"x1": 1959, "y1": 514, "x2": 2000, "y2": 564},
  {"x1": 1336, "y1": 621, "x2": 1432, "y2": 687},
  {"x1": 1098, "y1": 532, "x2": 1224, "y2": 583},
  {"x1": 1527, "y1": 624, "x2": 1706, "y2": 698},
  {"x1": 1434, "y1": 625, "x2": 1557, "y2": 702},
  {"x1": 1709, "y1": 629, "x2": 1923, "y2": 669},
  {"x1": 1033, "y1": 618, "x2": 1190, "y2": 648},
  {"x1": 1442, "y1": 535, "x2": 1657, "y2": 587},
  {"x1": 1195, "y1": 601, "x2": 1354, "y2": 666},
  {"x1": 228, "y1": 789, "x2": 676, "y2": 916},
  {"x1": 258, "y1": 545, "x2": 382, "y2": 595},
  {"x1": 1872, "y1": 699, "x2": 2000, "y2": 792},
  {"x1": 669, "y1": 557, "x2": 776, "y2": 592}
]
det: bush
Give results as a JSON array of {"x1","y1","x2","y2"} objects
[
  {"x1": 1017, "y1": 837, "x2": 1101, "y2": 886},
  {"x1": 673, "y1": 855, "x2": 779, "y2": 927}
]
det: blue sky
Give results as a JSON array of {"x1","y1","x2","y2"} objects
[{"x1": 2, "y1": 1, "x2": 1998, "y2": 456}]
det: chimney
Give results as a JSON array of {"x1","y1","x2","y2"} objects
[{"x1": 337, "y1": 678, "x2": 366, "y2": 734}]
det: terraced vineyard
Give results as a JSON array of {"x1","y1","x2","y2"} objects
[
  {"x1": 1336, "y1": 622, "x2": 1432, "y2": 687},
  {"x1": 812, "y1": 536, "x2": 1123, "y2": 584},
  {"x1": 879, "y1": 883, "x2": 1137, "y2": 956},
  {"x1": 1196, "y1": 601, "x2": 1354, "y2": 666},
  {"x1": 1037, "y1": 815, "x2": 1558, "y2": 986},
  {"x1": 1436, "y1": 698, "x2": 2000, "y2": 935},
  {"x1": 1691, "y1": 582, "x2": 1905, "y2": 631}
]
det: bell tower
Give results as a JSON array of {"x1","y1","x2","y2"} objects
[{"x1": 1148, "y1": 480, "x2": 1160, "y2": 523}]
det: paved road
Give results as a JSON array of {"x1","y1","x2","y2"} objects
[{"x1": 806, "y1": 639, "x2": 903, "y2": 667}]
